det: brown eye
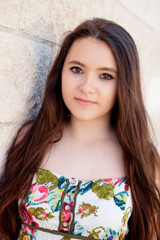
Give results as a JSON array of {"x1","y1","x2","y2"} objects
[
  {"x1": 70, "y1": 66, "x2": 83, "y2": 74},
  {"x1": 100, "y1": 73, "x2": 113, "y2": 80}
]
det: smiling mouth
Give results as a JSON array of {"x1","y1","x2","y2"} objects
[{"x1": 75, "y1": 98, "x2": 96, "y2": 106}]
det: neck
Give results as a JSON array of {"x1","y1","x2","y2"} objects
[{"x1": 64, "y1": 115, "x2": 116, "y2": 142}]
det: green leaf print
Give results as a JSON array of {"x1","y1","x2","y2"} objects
[
  {"x1": 87, "y1": 226, "x2": 106, "y2": 239},
  {"x1": 92, "y1": 180, "x2": 115, "y2": 200},
  {"x1": 121, "y1": 207, "x2": 132, "y2": 226},
  {"x1": 36, "y1": 168, "x2": 58, "y2": 190},
  {"x1": 28, "y1": 207, "x2": 55, "y2": 221},
  {"x1": 76, "y1": 202, "x2": 99, "y2": 218},
  {"x1": 19, "y1": 231, "x2": 31, "y2": 240}
]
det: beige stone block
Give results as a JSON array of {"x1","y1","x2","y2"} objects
[
  {"x1": 145, "y1": 75, "x2": 160, "y2": 113},
  {"x1": 118, "y1": 0, "x2": 146, "y2": 19},
  {"x1": 0, "y1": 0, "x2": 21, "y2": 29},
  {"x1": 118, "y1": 0, "x2": 160, "y2": 33},
  {"x1": 111, "y1": 2, "x2": 160, "y2": 73},
  {"x1": 0, "y1": 122, "x2": 21, "y2": 173},
  {"x1": 144, "y1": 0, "x2": 160, "y2": 33},
  {"x1": 149, "y1": 113, "x2": 160, "y2": 152},
  {"x1": 0, "y1": 31, "x2": 57, "y2": 122},
  {"x1": 20, "y1": 0, "x2": 115, "y2": 43}
]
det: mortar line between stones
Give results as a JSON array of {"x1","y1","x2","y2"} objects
[
  {"x1": 117, "y1": 0, "x2": 160, "y2": 35},
  {"x1": 0, "y1": 25, "x2": 60, "y2": 47}
]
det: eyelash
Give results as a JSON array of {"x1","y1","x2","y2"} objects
[{"x1": 70, "y1": 66, "x2": 113, "y2": 80}]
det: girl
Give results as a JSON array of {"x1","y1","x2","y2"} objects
[{"x1": 0, "y1": 18, "x2": 160, "y2": 240}]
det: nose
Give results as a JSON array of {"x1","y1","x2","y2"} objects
[{"x1": 79, "y1": 74, "x2": 96, "y2": 94}]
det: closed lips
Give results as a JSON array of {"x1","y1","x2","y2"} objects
[{"x1": 75, "y1": 98, "x2": 95, "y2": 103}]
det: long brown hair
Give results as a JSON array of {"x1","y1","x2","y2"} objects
[{"x1": 0, "y1": 18, "x2": 160, "y2": 240}]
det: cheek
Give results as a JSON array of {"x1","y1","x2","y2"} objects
[
  {"x1": 103, "y1": 83, "x2": 118, "y2": 103},
  {"x1": 62, "y1": 72, "x2": 78, "y2": 97}
]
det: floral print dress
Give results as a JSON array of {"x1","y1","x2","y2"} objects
[{"x1": 18, "y1": 168, "x2": 132, "y2": 240}]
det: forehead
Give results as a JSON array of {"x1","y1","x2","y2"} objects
[{"x1": 64, "y1": 37, "x2": 117, "y2": 69}]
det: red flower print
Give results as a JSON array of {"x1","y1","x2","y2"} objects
[
  {"x1": 38, "y1": 185, "x2": 49, "y2": 194},
  {"x1": 102, "y1": 178, "x2": 123, "y2": 185},
  {"x1": 124, "y1": 180, "x2": 129, "y2": 191},
  {"x1": 20, "y1": 202, "x2": 39, "y2": 236},
  {"x1": 28, "y1": 183, "x2": 49, "y2": 203}
]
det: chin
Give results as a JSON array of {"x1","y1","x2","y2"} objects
[
  {"x1": 71, "y1": 112, "x2": 106, "y2": 122},
  {"x1": 71, "y1": 113, "x2": 96, "y2": 121}
]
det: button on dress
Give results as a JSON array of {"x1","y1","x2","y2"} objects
[{"x1": 18, "y1": 168, "x2": 132, "y2": 240}]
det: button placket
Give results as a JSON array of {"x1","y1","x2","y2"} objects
[
  {"x1": 67, "y1": 192, "x2": 72, "y2": 197},
  {"x1": 62, "y1": 222, "x2": 68, "y2": 227},
  {"x1": 70, "y1": 178, "x2": 77, "y2": 185},
  {"x1": 64, "y1": 205, "x2": 70, "y2": 211},
  {"x1": 60, "y1": 178, "x2": 80, "y2": 233}
]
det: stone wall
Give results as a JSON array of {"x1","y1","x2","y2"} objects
[{"x1": 0, "y1": 0, "x2": 160, "y2": 171}]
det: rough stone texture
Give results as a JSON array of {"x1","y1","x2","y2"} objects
[
  {"x1": 0, "y1": 31, "x2": 57, "y2": 122},
  {"x1": 144, "y1": 0, "x2": 160, "y2": 33},
  {"x1": 0, "y1": 122, "x2": 21, "y2": 172},
  {"x1": 118, "y1": 0, "x2": 160, "y2": 33},
  {"x1": 0, "y1": 0, "x2": 160, "y2": 170},
  {"x1": 20, "y1": 0, "x2": 115, "y2": 43},
  {"x1": 0, "y1": 0, "x2": 22, "y2": 29},
  {"x1": 150, "y1": 113, "x2": 160, "y2": 153},
  {"x1": 118, "y1": 0, "x2": 147, "y2": 19}
]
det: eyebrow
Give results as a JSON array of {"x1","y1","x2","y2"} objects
[{"x1": 68, "y1": 60, "x2": 117, "y2": 74}]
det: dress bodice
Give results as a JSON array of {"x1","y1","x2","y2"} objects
[{"x1": 18, "y1": 168, "x2": 132, "y2": 240}]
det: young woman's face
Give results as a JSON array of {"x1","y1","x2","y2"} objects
[{"x1": 61, "y1": 37, "x2": 118, "y2": 122}]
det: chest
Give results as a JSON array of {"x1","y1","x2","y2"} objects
[{"x1": 41, "y1": 140, "x2": 125, "y2": 181}]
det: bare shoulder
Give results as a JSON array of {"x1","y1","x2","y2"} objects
[{"x1": 15, "y1": 121, "x2": 34, "y2": 145}]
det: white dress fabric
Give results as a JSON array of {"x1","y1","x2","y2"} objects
[{"x1": 18, "y1": 168, "x2": 132, "y2": 240}]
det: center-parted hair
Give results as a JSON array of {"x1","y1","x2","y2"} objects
[{"x1": 0, "y1": 18, "x2": 160, "y2": 240}]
